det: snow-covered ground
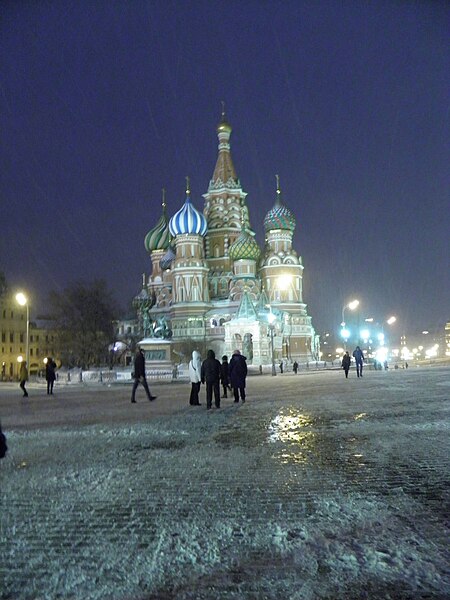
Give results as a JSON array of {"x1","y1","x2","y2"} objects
[{"x1": 1, "y1": 366, "x2": 449, "y2": 599}]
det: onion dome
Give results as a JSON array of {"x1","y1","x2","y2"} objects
[
  {"x1": 217, "y1": 102, "x2": 232, "y2": 134},
  {"x1": 144, "y1": 190, "x2": 170, "y2": 253},
  {"x1": 263, "y1": 175, "x2": 296, "y2": 233},
  {"x1": 169, "y1": 179, "x2": 207, "y2": 237},
  {"x1": 229, "y1": 227, "x2": 261, "y2": 261},
  {"x1": 160, "y1": 244, "x2": 176, "y2": 270}
]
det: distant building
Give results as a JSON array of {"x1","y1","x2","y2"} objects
[
  {"x1": 0, "y1": 296, "x2": 58, "y2": 379},
  {"x1": 133, "y1": 112, "x2": 318, "y2": 364}
]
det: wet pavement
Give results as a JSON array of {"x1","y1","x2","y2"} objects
[{"x1": 0, "y1": 366, "x2": 449, "y2": 599}]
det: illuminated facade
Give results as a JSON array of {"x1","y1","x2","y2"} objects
[
  {"x1": 136, "y1": 113, "x2": 318, "y2": 364},
  {"x1": 0, "y1": 297, "x2": 57, "y2": 379}
]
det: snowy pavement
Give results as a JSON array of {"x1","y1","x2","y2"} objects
[{"x1": 1, "y1": 366, "x2": 449, "y2": 599}]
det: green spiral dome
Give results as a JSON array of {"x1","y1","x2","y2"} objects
[
  {"x1": 229, "y1": 229, "x2": 261, "y2": 261},
  {"x1": 144, "y1": 211, "x2": 170, "y2": 253}
]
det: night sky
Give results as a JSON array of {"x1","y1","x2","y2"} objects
[{"x1": 1, "y1": 1, "x2": 448, "y2": 335}]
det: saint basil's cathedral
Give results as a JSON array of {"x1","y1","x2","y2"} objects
[{"x1": 133, "y1": 111, "x2": 319, "y2": 365}]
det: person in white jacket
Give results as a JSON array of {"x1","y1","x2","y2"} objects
[{"x1": 188, "y1": 350, "x2": 202, "y2": 405}]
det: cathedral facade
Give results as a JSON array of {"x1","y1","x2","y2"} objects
[{"x1": 135, "y1": 113, "x2": 318, "y2": 365}]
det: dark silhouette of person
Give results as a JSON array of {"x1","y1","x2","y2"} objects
[
  {"x1": 279, "y1": 361, "x2": 284, "y2": 374},
  {"x1": 201, "y1": 349, "x2": 221, "y2": 409},
  {"x1": 45, "y1": 358, "x2": 57, "y2": 394},
  {"x1": 352, "y1": 346, "x2": 365, "y2": 377},
  {"x1": 293, "y1": 361, "x2": 299, "y2": 374},
  {"x1": 229, "y1": 349, "x2": 248, "y2": 403},
  {"x1": 341, "y1": 351, "x2": 351, "y2": 378},
  {"x1": 188, "y1": 350, "x2": 202, "y2": 405},
  {"x1": 131, "y1": 347, "x2": 156, "y2": 403},
  {"x1": 0, "y1": 421, "x2": 7, "y2": 459},
  {"x1": 19, "y1": 361, "x2": 29, "y2": 397},
  {"x1": 220, "y1": 355, "x2": 231, "y2": 398}
]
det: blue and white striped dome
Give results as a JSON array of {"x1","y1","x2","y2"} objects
[{"x1": 169, "y1": 193, "x2": 207, "y2": 237}]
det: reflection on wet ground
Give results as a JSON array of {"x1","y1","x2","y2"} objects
[{"x1": 267, "y1": 408, "x2": 317, "y2": 464}]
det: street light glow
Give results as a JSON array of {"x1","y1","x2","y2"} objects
[
  {"x1": 348, "y1": 299, "x2": 359, "y2": 311},
  {"x1": 387, "y1": 316, "x2": 397, "y2": 325},
  {"x1": 16, "y1": 292, "x2": 28, "y2": 306},
  {"x1": 277, "y1": 274, "x2": 292, "y2": 291},
  {"x1": 15, "y1": 291, "x2": 30, "y2": 371}
]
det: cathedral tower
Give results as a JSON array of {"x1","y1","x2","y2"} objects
[
  {"x1": 203, "y1": 108, "x2": 254, "y2": 300},
  {"x1": 168, "y1": 180, "x2": 210, "y2": 339},
  {"x1": 260, "y1": 176, "x2": 314, "y2": 358}
]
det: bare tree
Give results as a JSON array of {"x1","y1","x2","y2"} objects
[{"x1": 49, "y1": 280, "x2": 118, "y2": 368}]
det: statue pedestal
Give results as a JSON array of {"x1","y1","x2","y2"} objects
[{"x1": 138, "y1": 339, "x2": 173, "y2": 377}]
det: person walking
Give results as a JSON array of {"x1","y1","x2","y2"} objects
[
  {"x1": 19, "y1": 361, "x2": 29, "y2": 397},
  {"x1": 279, "y1": 361, "x2": 284, "y2": 374},
  {"x1": 220, "y1": 355, "x2": 231, "y2": 398},
  {"x1": 341, "y1": 351, "x2": 351, "y2": 378},
  {"x1": 201, "y1": 349, "x2": 221, "y2": 410},
  {"x1": 229, "y1": 349, "x2": 248, "y2": 403},
  {"x1": 45, "y1": 357, "x2": 57, "y2": 395},
  {"x1": 293, "y1": 360, "x2": 299, "y2": 374},
  {"x1": 352, "y1": 346, "x2": 365, "y2": 378},
  {"x1": 188, "y1": 350, "x2": 202, "y2": 406},
  {"x1": 131, "y1": 347, "x2": 156, "y2": 403}
]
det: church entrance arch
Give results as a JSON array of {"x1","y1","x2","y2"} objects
[{"x1": 232, "y1": 333, "x2": 242, "y2": 353}]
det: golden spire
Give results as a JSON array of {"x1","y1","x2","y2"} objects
[
  {"x1": 275, "y1": 174, "x2": 282, "y2": 205},
  {"x1": 217, "y1": 100, "x2": 232, "y2": 134}
]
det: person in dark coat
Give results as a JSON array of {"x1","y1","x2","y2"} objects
[
  {"x1": 131, "y1": 347, "x2": 156, "y2": 403},
  {"x1": 201, "y1": 349, "x2": 221, "y2": 409},
  {"x1": 0, "y1": 421, "x2": 7, "y2": 459},
  {"x1": 229, "y1": 349, "x2": 248, "y2": 403},
  {"x1": 279, "y1": 361, "x2": 284, "y2": 374},
  {"x1": 341, "y1": 351, "x2": 351, "y2": 378},
  {"x1": 293, "y1": 361, "x2": 299, "y2": 374},
  {"x1": 220, "y1": 355, "x2": 231, "y2": 398},
  {"x1": 352, "y1": 346, "x2": 365, "y2": 378},
  {"x1": 19, "y1": 361, "x2": 29, "y2": 397},
  {"x1": 45, "y1": 358, "x2": 57, "y2": 395}
]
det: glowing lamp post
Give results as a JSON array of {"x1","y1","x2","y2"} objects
[
  {"x1": 16, "y1": 292, "x2": 30, "y2": 372},
  {"x1": 341, "y1": 299, "x2": 359, "y2": 350},
  {"x1": 341, "y1": 299, "x2": 359, "y2": 327},
  {"x1": 268, "y1": 312, "x2": 277, "y2": 376}
]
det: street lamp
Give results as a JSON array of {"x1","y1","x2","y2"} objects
[
  {"x1": 341, "y1": 299, "x2": 359, "y2": 350},
  {"x1": 16, "y1": 292, "x2": 29, "y2": 372},
  {"x1": 268, "y1": 312, "x2": 277, "y2": 376},
  {"x1": 341, "y1": 299, "x2": 359, "y2": 327}
]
